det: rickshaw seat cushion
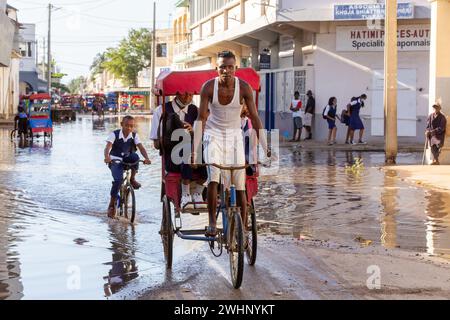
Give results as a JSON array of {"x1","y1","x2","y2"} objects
[
  {"x1": 164, "y1": 172, "x2": 205, "y2": 209},
  {"x1": 246, "y1": 175, "x2": 258, "y2": 203}
]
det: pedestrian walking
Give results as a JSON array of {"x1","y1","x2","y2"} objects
[
  {"x1": 303, "y1": 90, "x2": 315, "y2": 140},
  {"x1": 425, "y1": 104, "x2": 447, "y2": 165},
  {"x1": 322, "y1": 97, "x2": 340, "y2": 145},
  {"x1": 289, "y1": 91, "x2": 303, "y2": 142},
  {"x1": 348, "y1": 94, "x2": 367, "y2": 145}
]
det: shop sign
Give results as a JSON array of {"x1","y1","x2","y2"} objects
[
  {"x1": 334, "y1": 3, "x2": 414, "y2": 20},
  {"x1": 336, "y1": 25, "x2": 430, "y2": 52}
]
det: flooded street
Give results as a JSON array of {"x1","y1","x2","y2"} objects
[{"x1": 0, "y1": 116, "x2": 449, "y2": 300}]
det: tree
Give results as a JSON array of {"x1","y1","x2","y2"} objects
[
  {"x1": 90, "y1": 52, "x2": 107, "y2": 81},
  {"x1": 67, "y1": 76, "x2": 87, "y2": 94},
  {"x1": 101, "y1": 28, "x2": 152, "y2": 87}
]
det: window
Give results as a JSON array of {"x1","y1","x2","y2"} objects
[
  {"x1": 157, "y1": 43, "x2": 167, "y2": 57},
  {"x1": 19, "y1": 42, "x2": 33, "y2": 58}
]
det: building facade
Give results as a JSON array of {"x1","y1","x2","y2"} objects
[
  {"x1": 18, "y1": 23, "x2": 38, "y2": 95},
  {"x1": 0, "y1": 2, "x2": 21, "y2": 119},
  {"x1": 184, "y1": 0, "x2": 432, "y2": 145}
]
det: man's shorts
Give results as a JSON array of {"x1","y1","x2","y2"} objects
[
  {"x1": 203, "y1": 133, "x2": 246, "y2": 191},
  {"x1": 303, "y1": 113, "x2": 312, "y2": 127}
]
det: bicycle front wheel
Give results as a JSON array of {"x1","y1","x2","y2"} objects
[
  {"x1": 161, "y1": 195, "x2": 174, "y2": 269},
  {"x1": 228, "y1": 208, "x2": 244, "y2": 289},
  {"x1": 246, "y1": 200, "x2": 258, "y2": 266},
  {"x1": 124, "y1": 186, "x2": 136, "y2": 223}
]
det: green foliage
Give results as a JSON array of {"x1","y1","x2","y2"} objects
[
  {"x1": 94, "y1": 28, "x2": 152, "y2": 87},
  {"x1": 67, "y1": 76, "x2": 87, "y2": 94},
  {"x1": 52, "y1": 82, "x2": 70, "y2": 94},
  {"x1": 51, "y1": 72, "x2": 67, "y2": 79},
  {"x1": 90, "y1": 52, "x2": 107, "y2": 81},
  {"x1": 345, "y1": 157, "x2": 365, "y2": 175}
]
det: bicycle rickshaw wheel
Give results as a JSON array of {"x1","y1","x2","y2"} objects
[
  {"x1": 161, "y1": 195, "x2": 174, "y2": 269},
  {"x1": 229, "y1": 209, "x2": 244, "y2": 289},
  {"x1": 246, "y1": 199, "x2": 258, "y2": 266},
  {"x1": 124, "y1": 186, "x2": 136, "y2": 223}
]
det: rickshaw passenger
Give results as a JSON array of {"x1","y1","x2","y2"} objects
[
  {"x1": 14, "y1": 106, "x2": 29, "y2": 136},
  {"x1": 150, "y1": 92, "x2": 207, "y2": 210},
  {"x1": 104, "y1": 116, "x2": 151, "y2": 218},
  {"x1": 241, "y1": 105, "x2": 257, "y2": 177},
  {"x1": 194, "y1": 50, "x2": 269, "y2": 237}
]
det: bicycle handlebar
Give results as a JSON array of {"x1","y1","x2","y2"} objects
[{"x1": 109, "y1": 159, "x2": 146, "y2": 166}]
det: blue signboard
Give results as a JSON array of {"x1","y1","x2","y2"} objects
[{"x1": 334, "y1": 3, "x2": 414, "y2": 20}]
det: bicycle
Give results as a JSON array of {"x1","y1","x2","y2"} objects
[{"x1": 110, "y1": 159, "x2": 146, "y2": 223}]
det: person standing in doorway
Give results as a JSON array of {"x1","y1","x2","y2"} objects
[
  {"x1": 426, "y1": 104, "x2": 447, "y2": 165},
  {"x1": 348, "y1": 94, "x2": 367, "y2": 145},
  {"x1": 289, "y1": 91, "x2": 303, "y2": 142},
  {"x1": 303, "y1": 90, "x2": 315, "y2": 140}
]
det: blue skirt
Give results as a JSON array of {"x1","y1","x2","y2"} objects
[{"x1": 349, "y1": 116, "x2": 364, "y2": 130}]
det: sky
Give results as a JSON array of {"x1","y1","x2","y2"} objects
[{"x1": 9, "y1": 0, "x2": 178, "y2": 84}]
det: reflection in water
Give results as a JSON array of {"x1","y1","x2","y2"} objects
[
  {"x1": 381, "y1": 170, "x2": 399, "y2": 249},
  {"x1": 425, "y1": 190, "x2": 450, "y2": 259},
  {"x1": 104, "y1": 223, "x2": 139, "y2": 297}
]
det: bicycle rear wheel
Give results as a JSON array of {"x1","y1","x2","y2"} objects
[
  {"x1": 161, "y1": 195, "x2": 174, "y2": 269},
  {"x1": 124, "y1": 186, "x2": 136, "y2": 223},
  {"x1": 245, "y1": 199, "x2": 258, "y2": 266},
  {"x1": 10, "y1": 129, "x2": 17, "y2": 141},
  {"x1": 228, "y1": 208, "x2": 244, "y2": 289}
]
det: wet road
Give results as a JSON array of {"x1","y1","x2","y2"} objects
[{"x1": 0, "y1": 115, "x2": 449, "y2": 300}]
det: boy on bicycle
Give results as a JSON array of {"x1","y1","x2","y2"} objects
[{"x1": 104, "y1": 116, "x2": 151, "y2": 218}]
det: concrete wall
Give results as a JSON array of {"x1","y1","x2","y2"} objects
[{"x1": 0, "y1": 5, "x2": 15, "y2": 67}]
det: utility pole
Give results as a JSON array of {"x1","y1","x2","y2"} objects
[
  {"x1": 47, "y1": 3, "x2": 52, "y2": 94},
  {"x1": 42, "y1": 37, "x2": 46, "y2": 78},
  {"x1": 384, "y1": 0, "x2": 398, "y2": 164},
  {"x1": 150, "y1": 1, "x2": 156, "y2": 110}
]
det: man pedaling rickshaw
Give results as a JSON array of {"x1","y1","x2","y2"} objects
[
  {"x1": 193, "y1": 50, "x2": 271, "y2": 238},
  {"x1": 150, "y1": 92, "x2": 208, "y2": 210}
]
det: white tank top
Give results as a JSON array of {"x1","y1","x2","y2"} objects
[{"x1": 205, "y1": 77, "x2": 243, "y2": 139}]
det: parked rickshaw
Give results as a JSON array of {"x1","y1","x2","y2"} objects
[
  {"x1": 85, "y1": 94, "x2": 96, "y2": 112},
  {"x1": 155, "y1": 68, "x2": 261, "y2": 289},
  {"x1": 28, "y1": 93, "x2": 53, "y2": 142},
  {"x1": 106, "y1": 92, "x2": 118, "y2": 114}
]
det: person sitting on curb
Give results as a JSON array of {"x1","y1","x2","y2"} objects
[{"x1": 426, "y1": 104, "x2": 447, "y2": 165}]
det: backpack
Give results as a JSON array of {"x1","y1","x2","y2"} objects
[
  {"x1": 322, "y1": 106, "x2": 328, "y2": 120},
  {"x1": 157, "y1": 108, "x2": 185, "y2": 155}
]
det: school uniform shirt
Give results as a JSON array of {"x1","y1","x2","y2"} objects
[
  {"x1": 106, "y1": 129, "x2": 141, "y2": 161},
  {"x1": 291, "y1": 99, "x2": 302, "y2": 118},
  {"x1": 150, "y1": 100, "x2": 190, "y2": 140}
]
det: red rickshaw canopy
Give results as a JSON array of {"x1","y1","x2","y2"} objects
[
  {"x1": 154, "y1": 68, "x2": 260, "y2": 96},
  {"x1": 29, "y1": 93, "x2": 51, "y2": 100}
]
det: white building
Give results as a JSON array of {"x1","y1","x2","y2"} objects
[
  {"x1": 185, "y1": 0, "x2": 432, "y2": 144},
  {"x1": 19, "y1": 23, "x2": 38, "y2": 95},
  {"x1": 0, "y1": 2, "x2": 21, "y2": 119}
]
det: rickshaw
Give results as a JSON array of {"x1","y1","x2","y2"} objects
[
  {"x1": 92, "y1": 93, "x2": 106, "y2": 118},
  {"x1": 155, "y1": 68, "x2": 261, "y2": 289},
  {"x1": 28, "y1": 93, "x2": 53, "y2": 142},
  {"x1": 85, "y1": 94, "x2": 96, "y2": 112},
  {"x1": 106, "y1": 92, "x2": 118, "y2": 114}
]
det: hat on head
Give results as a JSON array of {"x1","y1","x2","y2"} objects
[
  {"x1": 432, "y1": 104, "x2": 442, "y2": 110},
  {"x1": 306, "y1": 90, "x2": 313, "y2": 96}
]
